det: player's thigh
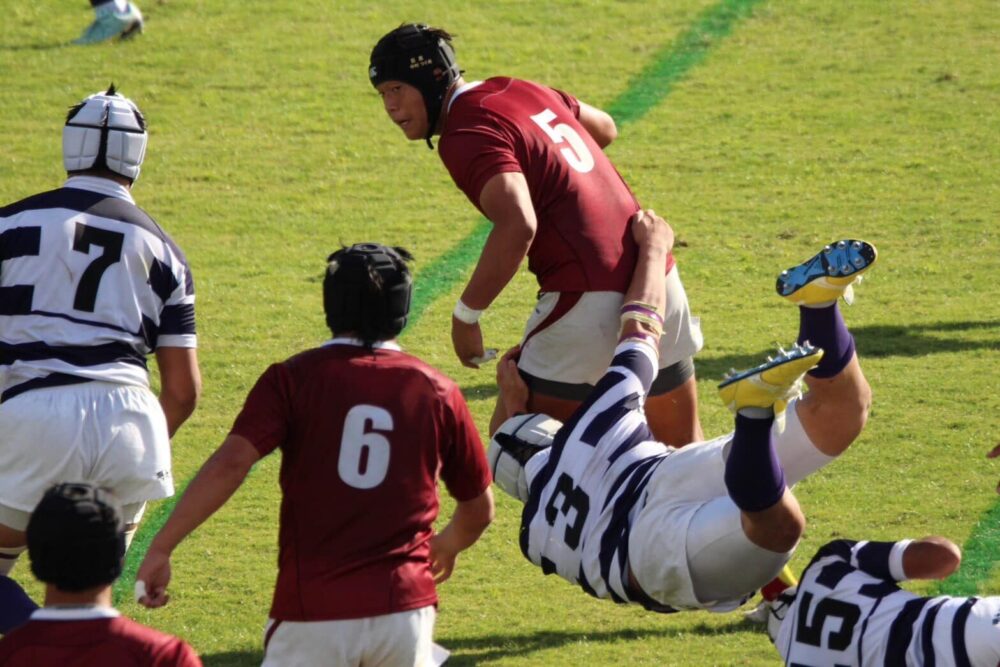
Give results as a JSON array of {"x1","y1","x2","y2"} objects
[
  {"x1": 684, "y1": 496, "x2": 792, "y2": 606},
  {"x1": 518, "y1": 292, "x2": 620, "y2": 389},
  {"x1": 774, "y1": 398, "x2": 836, "y2": 486},
  {"x1": 91, "y1": 384, "x2": 174, "y2": 505},
  {"x1": 657, "y1": 266, "x2": 703, "y2": 368},
  {"x1": 645, "y1": 373, "x2": 702, "y2": 447},
  {"x1": 0, "y1": 390, "x2": 89, "y2": 514},
  {"x1": 261, "y1": 607, "x2": 435, "y2": 667}
]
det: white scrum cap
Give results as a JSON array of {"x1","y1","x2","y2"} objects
[
  {"x1": 63, "y1": 84, "x2": 147, "y2": 181},
  {"x1": 487, "y1": 413, "x2": 561, "y2": 503}
]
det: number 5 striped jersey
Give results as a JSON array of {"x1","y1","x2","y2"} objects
[
  {"x1": 773, "y1": 539, "x2": 1000, "y2": 666},
  {"x1": 520, "y1": 340, "x2": 673, "y2": 606},
  {"x1": 0, "y1": 177, "x2": 196, "y2": 400}
]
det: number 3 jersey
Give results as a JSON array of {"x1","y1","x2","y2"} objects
[
  {"x1": 774, "y1": 539, "x2": 1000, "y2": 666},
  {"x1": 438, "y1": 77, "x2": 674, "y2": 294},
  {"x1": 0, "y1": 177, "x2": 196, "y2": 400},
  {"x1": 520, "y1": 340, "x2": 673, "y2": 607},
  {"x1": 229, "y1": 339, "x2": 492, "y2": 622}
]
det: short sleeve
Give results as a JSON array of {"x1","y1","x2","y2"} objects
[
  {"x1": 229, "y1": 364, "x2": 293, "y2": 457},
  {"x1": 438, "y1": 117, "x2": 523, "y2": 207},
  {"x1": 550, "y1": 86, "x2": 581, "y2": 117},
  {"x1": 438, "y1": 385, "x2": 492, "y2": 501}
]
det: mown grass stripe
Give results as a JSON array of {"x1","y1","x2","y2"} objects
[
  {"x1": 935, "y1": 499, "x2": 1000, "y2": 596},
  {"x1": 113, "y1": 0, "x2": 763, "y2": 605}
]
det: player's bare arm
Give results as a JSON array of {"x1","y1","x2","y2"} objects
[
  {"x1": 155, "y1": 347, "x2": 202, "y2": 437},
  {"x1": 901, "y1": 536, "x2": 962, "y2": 580},
  {"x1": 577, "y1": 101, "x2": 618, "y2": 149},
  {"x1": 620, "y1": 209, "x2": 674, "y2": 341},
  {"x1": 496, "y1": 346, "x2": 529, "y2": 420},
  {"x1": 429, "y1": 488, "x2": 494, "y2": 584},
  {"x1": 137, "y1": 435, "x2": 260, "y2": 608},
  {"x1": 452, "y1": 171, "x2": 537, "y2": 368}
]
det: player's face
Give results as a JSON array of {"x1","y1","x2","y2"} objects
[{"x1": 377, "y1": 81, "x2": 427, "y2": 141}]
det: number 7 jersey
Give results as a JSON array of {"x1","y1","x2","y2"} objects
[{"x1": 0, "y1": 177, "x2": 196, "y2": 398}]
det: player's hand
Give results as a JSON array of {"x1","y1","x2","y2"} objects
[
  {"x1": 429, "y1": 531, "x2": 460, "y2": 584},
  {"x1": 988, "y1": 443, "x2": 1000, "y2": 492},
  {"x1": 630, "y1": 209, "x2": 674, "y2": 255},
  {"x1": 452, "y1": 317, "x2": 486, "y2": 368},
  {"x1": 135, "y1": 547, "x2": 172, "y2": 608},
  {"x1": 497, "y1": 346, "x2": 529, "y2": 418}
]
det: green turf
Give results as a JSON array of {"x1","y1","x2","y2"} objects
[{"x1": 2, "y1": 1, "x2": 999, "y2": 665}]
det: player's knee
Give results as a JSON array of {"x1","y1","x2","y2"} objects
[{"x1": 745, "y1": 494, "x2": 805, "y2": 554}]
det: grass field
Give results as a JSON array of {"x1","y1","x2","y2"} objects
[{"x1": 2, "y1": 1, "x2": 999, "y2": 665}]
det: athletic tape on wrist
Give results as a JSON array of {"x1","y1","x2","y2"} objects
[
  {"x1": 453, "y1": 299, "x2": 483, "y2": 325},
  {"x1": 621, "y1": 301, "x2": 664, "y2": 325}
]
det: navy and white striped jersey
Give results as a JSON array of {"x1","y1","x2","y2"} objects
[
  {"x1": 520, "y1": 340, "x2": 673, "y2": 607},
  {"x1": 0, "y1": 177, "x2": 196, "y2": 401},
  {"x1": 775, "y1": 539, "x2": 1000, "y2": 666}
]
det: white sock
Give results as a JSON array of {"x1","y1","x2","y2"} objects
[
  {"x1": 96, "y1": 0, "x2": 129, "y2": 13},
  {"x1": 0, "y1": 546, "x2": 26, "y2": 577}
]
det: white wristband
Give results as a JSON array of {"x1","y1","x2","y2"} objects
[
  {"x1": 453, "y1": 299, "x2": 483, "y2": 325},
  {"x1": 888, "y1": 539, "x2": 914, "y2": 581}
]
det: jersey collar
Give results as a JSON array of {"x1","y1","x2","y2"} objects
[
  {"x1": 32, "y1": 606, "x2": 120, "y2": 621},
  {"x1": 447, "y1": 80, "x2": 484, "y2": 113},
  {"x1": 322, "y1": 337, "x2": 402, "y2": 352},
  {"x1": 63, "y1": 176, "x2": 135, "y2": 205}
]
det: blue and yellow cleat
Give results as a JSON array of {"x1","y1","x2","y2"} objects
[
  {"x1": 718, "y1": 343, "x2": 824, "y2": 413},
  {"x1": 73, "y1": 2, "x2": 144, "y2": 45},
  {"x1": 776, "y1": 239, "x2": 877, "y2": 306}
]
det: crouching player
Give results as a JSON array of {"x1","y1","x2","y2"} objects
[
  {"x1": 767, "y1": 535, "x2": 1000, "y2": 665},
  {"x1": 489, "y1": 214, "x2": 876, "y2": 614}
]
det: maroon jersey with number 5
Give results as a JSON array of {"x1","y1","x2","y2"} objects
[
  {"x1": 230, "y1": 339, "x2": 491, "y2": 622},
  {"x1": 438, "y1": 77, "x2": 675, "y2": 294}
]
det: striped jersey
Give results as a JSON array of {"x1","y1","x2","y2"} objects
[
  {"x1": 0, "y1": 177, "x2": 196, "y2": 402},
  {"x1": 775, "y1": 539, "x2": 1000, "y2": 666},
  {"x1": 520, "y1": 340, "x2": 673, "y2": 608}
]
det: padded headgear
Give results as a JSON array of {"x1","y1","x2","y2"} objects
[
  {"x1": 63, "y1": 84, "x2": 148, "y2": 182},
  {"x1": 369, "y1": 24, "x2": 461, "y2": 147},
  {"x1": 324, "y1": 243, "x2": 413, "y2": 344},
  {"x1": 27, "y1": 483, "x2": 126, "y2": 592},
  {"x1": 488, "y1": 413, "x2": 561, "y2": 503}
]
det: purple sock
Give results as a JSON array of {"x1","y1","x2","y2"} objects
[
  {"x1": 798, "y1": 303, "x2": 855, "y2": 379},
  {"x1": 0, "y1": 575, "x2": 37, "y2": 634},
  {"x1": 725, "y1": 414, "x2": 786, "y2": 512}
]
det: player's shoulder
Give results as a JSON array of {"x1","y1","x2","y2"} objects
[
  {"x1": 108, "y1": 616, "x2": 197, "y2": 658},
  {"x1": 284, "y1": 345, "x2": 456, "y2": 388},
  {"x1": 0, "y1": 187, "x2": 80, "y2": 219}
]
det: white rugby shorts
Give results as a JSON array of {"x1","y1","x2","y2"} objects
[
  {"x1": 518, "y1": 266, "x2": 702, "y2": 386},
  {"x1": 0, "y1": 381, "x2": 172, "y2": 530},
  {"x1": 262, "y1": 606, "x2": 437, "y2": 667},
  {"x1": 628, "y1": 399, "x2": 835, "y2": 611}
]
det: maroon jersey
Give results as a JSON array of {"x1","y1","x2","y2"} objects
[
  {"x1": 438, "y1": 77, "x2": 675, "y2": 293},
  {"x1": 0, "y1": 608, "x2": 201, "y2": 666},
  {"x1": 230, "y1": 339, "x2": 491, "y2": 622}
]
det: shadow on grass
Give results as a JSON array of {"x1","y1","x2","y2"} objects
[
  {"x1": 460, "y1": 320, "x2": 998, "y2": 401},
  {"x1": 440, "y1": 619, "x2": 762, "y2": 665},
  {"x1": 198, "y1": 619, "x2": 764, "y2": 665},
  {"x1": 0, "y1": 41, "x2": 68, "y2": 51},
  {"x1": 697, "y1": 319, "x2": 1000, "y2": 381},
  {"x1": 201, "y1": 650, "x2": 263, "y2": 667}
]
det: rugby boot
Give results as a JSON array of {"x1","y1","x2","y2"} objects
[
  {"x1": 718, "y1": 343, "x2": 823, "y2": 413},
  {"x1": 776, "y1": 239, "x2": 877, "y2": 306}
]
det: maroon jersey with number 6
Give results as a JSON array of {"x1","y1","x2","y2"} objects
[
  {"x1": 0, "y1": 608, "x2": 201, "y2": 666},
  {"x1": 438, "y1": 77, "x2": 675, "y2": 294},
  {"x1": 230, "y1": 339, "x2": 491, "y2": 622}
]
